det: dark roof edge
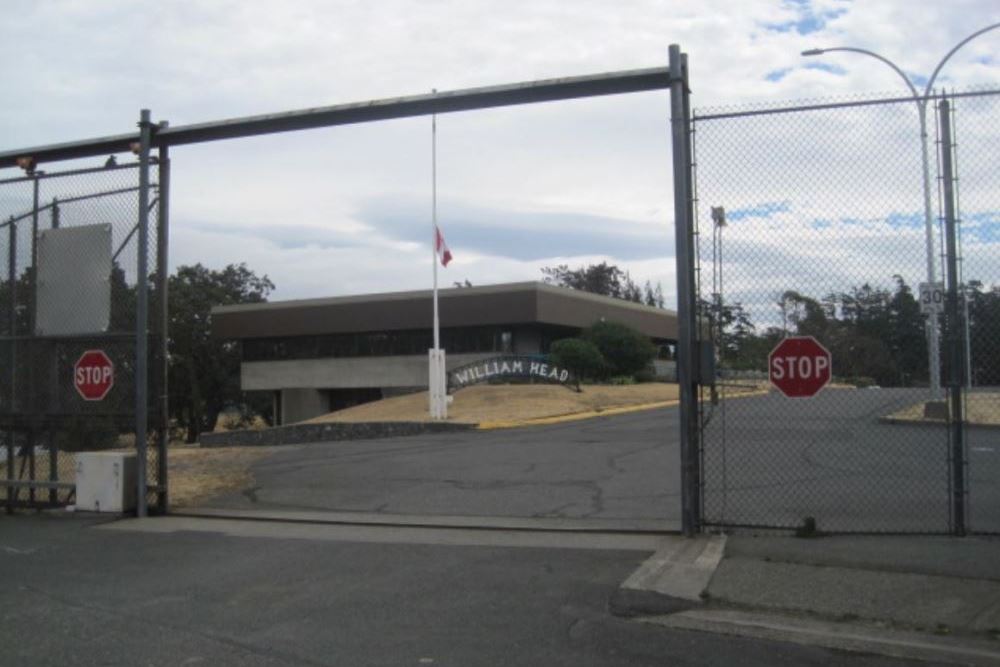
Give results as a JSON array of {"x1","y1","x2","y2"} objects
[{"x1": 211, "y1": 281, "x2": 676, "y2": 317}]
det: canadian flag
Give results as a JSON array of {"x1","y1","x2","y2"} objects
[{"x1": 435, "y1": 226, "x2": 453, "y2": 267}]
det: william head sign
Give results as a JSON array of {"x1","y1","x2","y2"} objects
[{"x1": 449, "y1": 355, "x2": 573, "y2": 390}]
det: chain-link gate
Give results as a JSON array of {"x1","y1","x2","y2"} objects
[
  {"x1": 948, "y1": 91, "x2": 1000, "y2": 535},
  {"x1": 0, "y1": 157, "x2": 168, "y2": 514},
  {"x1": 691, "y1": 89, "x2": 1000, "y2": 535}
]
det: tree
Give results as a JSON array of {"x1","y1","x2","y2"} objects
[
  {"x1": 779, "y1": 290, "x2": 829, "y2": 339},
  {"x1": 168, "y1": 263, "x2": 274, "y2": 443},
  {"x1": 716, "y1": 301, "x2": 756, "y2": 361},
  {"x1": 542, "y1": 262, "x2": 667, "y2": 307},
  {"x1": 967, "y1": 281, "x2": 1000, "y2": 385},
  {"x1": 581, "y1": 320, "x2": 657, "y2": 378},
  {"x1": 644, "y1": 281, "x2": 656, "y2": 307},
  {"x1": 548, "y1": 338, "x2": 605, "y2": 385},
  {"x1": 543, "y1": 261, "x2": 624, "y2": 297}
]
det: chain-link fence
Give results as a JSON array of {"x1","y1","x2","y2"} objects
[
  {"x1": 0, "y1": 161, "x2": 166, "y2": 513},
  {"x1": 949, "y1": 91, "x2": 1000, "y2": 534},
  {"x1": 691, "y1": 89, "x2": 1000, "y2": 534}
]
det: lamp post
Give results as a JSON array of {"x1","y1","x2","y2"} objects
[{"x1": 802, "y1": 21, "x2": 1000, "y2": 397}]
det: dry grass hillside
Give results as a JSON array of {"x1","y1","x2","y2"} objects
[{"x1": 305, "y1": 383, "x2": 686, "y2": 425}]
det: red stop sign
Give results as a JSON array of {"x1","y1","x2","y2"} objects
[
  {"x1": 74, "y1": 349, "x2": 115, "y2": 401},
  {"x1": 769, "y1": 336, "x2": 831, "y2": 398}
]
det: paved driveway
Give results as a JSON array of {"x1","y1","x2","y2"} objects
[
  {"x1": 196, "y1": 389, "x2": 999, "y2": 534},
  {"x1": 199, "y1": 409, "x2": 681, "y2": 527}
]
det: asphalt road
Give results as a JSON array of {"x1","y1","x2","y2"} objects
[
  {"x1": 199, "y1": 387, "x2": 998, "y2": 534},
  {"x1": 0, "y1": 513, "x2": 937, "y2": 667},
  {"x1": 202, "y1": 409, "x2": 682, "y2": 528},
  {"x1": 701, "y1": 387, "x2": 1000, "y2": 533}
]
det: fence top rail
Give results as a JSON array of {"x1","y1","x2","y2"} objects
[
  {"x1": 0, "y1": 161, "x2": 141, "y2": 187},
  {"x1": 694, "y1": 87, "x2": 1000, "y2": 122},
  {"x1": 0, "y1": 66, "x2": 674, "y2": 170}
]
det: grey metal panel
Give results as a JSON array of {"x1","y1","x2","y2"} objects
[
  {"x1": 35, "y1": 224, "x2": 112, "y2": 336},
  {"x1": 0, "y1": 67, "x2": 672, "y2": 169}
]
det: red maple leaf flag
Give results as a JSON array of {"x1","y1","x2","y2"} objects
[{"x1": 435, "y1": 225, "x2": 453, "y2": 267}]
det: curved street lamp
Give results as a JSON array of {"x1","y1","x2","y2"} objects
[{"x1": 802, "y1": 21, "x2": 1000, "y2": 397}]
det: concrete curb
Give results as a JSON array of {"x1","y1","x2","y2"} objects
[
  {"x1": 477, "y1": 388, "x2": 771, "y2": 430},
  {"x1": 477, "y1": 401, "x2": 679, "y2": 430},
  {"x1": 644, "y1": 609, "x2": 1000, "y2": 666},
  {"x1": 878, "y1": 416, "x2": 1000, "y2": 431},
  {"x1": 610, "y1": 535, "x2": 727, "y2": 617},
  {"x1": 174, "y1": 507, "x2": 678, "y2": 534}
]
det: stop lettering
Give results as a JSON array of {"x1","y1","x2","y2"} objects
[
  {"x1": 769, "y1": 336, "x2": 832, "y2": 398},
  {"x1": 74, "y1": 349, "x2": 115, "y2": 401}
]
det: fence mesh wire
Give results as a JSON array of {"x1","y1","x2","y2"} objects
[
  {"x1": 692, "y1": 90, "x2": 1000, "y2": 534},
  {"x1": 0, "y1": 162, "x2": 164, "y2": 511},
  {"x1": 950, "y1": 92, "x2": 1000, "y2": 534}
]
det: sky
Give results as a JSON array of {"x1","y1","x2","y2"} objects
[{"x1": 1, "y1": 0, "x2": 998, "y2": 315}]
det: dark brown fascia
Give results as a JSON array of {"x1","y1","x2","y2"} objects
[{"x1": 211, "y1": 281, "x2": 677, "y2": 341}]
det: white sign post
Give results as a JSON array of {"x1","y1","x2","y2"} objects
[
  {"x1": 428, "y1": 348, "x2": 447, "y2": 419},
  {"x1": 918, "y1": 281, "x2": 945, "y2": 315}
]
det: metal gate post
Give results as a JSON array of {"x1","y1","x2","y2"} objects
[
  {"x1": 135, "y1": 109, "x2": 153, "y2": 517},
  {"x1": 6, "y1": 217, "x2": 15, "y2": 514},
  {"x1": 670, "y1": 44, "x2": 700, "y2": 536},
  {"x1": 155, "y1": 127, "x2": 170, "y2": 513},
  {"x1": 27, "y1": 175, "x2": 39, "y2": 506},
  {"x1": 939, "y1": 98, "x2": 966, "y2": 536}
]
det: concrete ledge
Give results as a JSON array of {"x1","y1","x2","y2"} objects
[
  {"x1": 176, "y1": 507, "x2": 678, "y2": 533},
  {"x1": 477, "y1": 401, "x2": 677, "y2": 430},
  {"x1": 707, "y1": 556, "x2": 1000, "y2": 634},
  {"x1": 611, "y1": 535, "x2": 727, "y2": 617},
  {"x1": 877, "y1": 416, "x2": 1000, "y2": 431},
  {"x1": 645, "y1": 609, "x2": 1000, "y2": 666},
  {"x1": 199, "y1": 421, "x2": 475, "y2": 448}
]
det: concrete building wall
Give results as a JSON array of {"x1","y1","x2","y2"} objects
[
  {"x1": 281, "y1": 388, "x2": 328, "y2": 425},
  {"x1": 653, "y1": 359, "x2": 677, "y2": 382},
  {"x1": 242, "y1": 352, "x2": 493, "y2": 391}
]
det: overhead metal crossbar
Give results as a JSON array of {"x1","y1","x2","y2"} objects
[{"x1": 0, "y1": 66, "x2": 674, "y2": 169}]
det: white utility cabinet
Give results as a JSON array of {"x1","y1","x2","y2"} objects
[{"x1": 75, "y1": 452, "x2": 137, "y2": 513}]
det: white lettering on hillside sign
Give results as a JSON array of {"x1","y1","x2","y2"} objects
[{"x1": 449, "y1": 356, "x2": 572, "y2": 389}]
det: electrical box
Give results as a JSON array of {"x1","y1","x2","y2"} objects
[
  {"x1": 695, "y1": 340, "x2": 717, "y2": 385},
  {"x1": 75, "y1": 452, "x2": 137, "y2": 513}
]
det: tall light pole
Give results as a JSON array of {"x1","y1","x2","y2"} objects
[{"x1": 803, "y1": 21, "x2": 1000, "y2": 398}]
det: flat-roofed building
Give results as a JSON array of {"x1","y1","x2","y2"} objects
[{"x1": 211, "y1": 281, "x2": 678, "y2": 424}]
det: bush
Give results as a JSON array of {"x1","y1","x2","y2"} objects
[
  {"x1": 634, "y1": 367, "x2": 657, "y2": 383},
  {"x1": 53, "y1": 416, "x2": 121, "y2": 452},
  {"x1": 582, "y1": 320, "x2": 657, "y2": 378},
  {"x1": 549, "y1": 338, "x2": 606, "y2": 383}
]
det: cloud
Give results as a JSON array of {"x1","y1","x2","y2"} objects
[
  {"x1": 761, "y1": 0, "x2": 849, "y2": 36},
  {"x1": 356, "y1": 196, "x2": 673, "y2": 261},
  {"x1": 0, "y1": 0, "x2": 997, "y2": 309}
]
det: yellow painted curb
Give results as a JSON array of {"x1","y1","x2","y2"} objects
[
  {"x1": 475, "y1": 388, "x2": 771, "y2": 431},
  {"x1": 476, "y1": 400, "x2": 678, "y2": 430}
]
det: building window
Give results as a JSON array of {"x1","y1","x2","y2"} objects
[{"x1": 242, "y1": 326, "x2": 516, "y2": 362}]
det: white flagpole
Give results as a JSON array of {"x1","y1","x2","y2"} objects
[
  {"x1": 432, "y1": 91, "x2": 440, "y2": 352},
  {"x1": 429, "y1": 90, "x2": 444, "y2": 419}
]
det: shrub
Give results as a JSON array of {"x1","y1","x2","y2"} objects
[
  {"x1": 582, "y1": 320, "x2": 657, "y2": 378},
  {"x1": 634, "y1": 367, "x2": 657, "y2": 383},
  {"x1": 53, "y1": 415, "x2": 121, "y2": 452},
  {"x1": 549, "y1": 338, "x2": 606, "y2": 383}
]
